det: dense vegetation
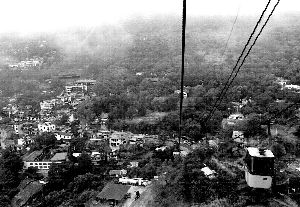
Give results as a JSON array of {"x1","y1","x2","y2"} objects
[{"x1": 0, "y1": 13, "x2": 300, "y2": 206}]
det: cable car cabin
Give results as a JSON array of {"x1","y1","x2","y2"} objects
[{"x1": 244, "y1": 147, "x2": 274, "y2": 189}]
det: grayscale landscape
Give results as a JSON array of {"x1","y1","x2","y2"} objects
[{"x1": 0, "y1": 0, "x2": 300, "y2": 206}]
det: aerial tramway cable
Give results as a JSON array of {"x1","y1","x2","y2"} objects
[
  {"x1": 205, "y1": 0, "x2": 272, "y2": 122},
  {"x1": 221, "y1": 0, "x2": 243, "y2": 57},
  {"x1": 178, "y1": 0, "x2": 186, "y2": 151},
  {"x1": 205, "y1": 0, "x2": 281, "y2": 124}
]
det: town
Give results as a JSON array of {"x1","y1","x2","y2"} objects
[
  {"x1": 0, "y1": 1, "x2": 300, "y2": 207},
  {"x1": 0, "y1": 69, "x2": 299, "y2": 207}
]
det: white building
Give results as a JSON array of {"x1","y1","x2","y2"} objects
[
  {"x1": 129, "y1": 134, "x2": 145, "y2": 145},
  {"x1": 23, "y1": 151, "x2": 68, "y2": 171},
  {"x1": 232, "y1": 131, "x2": 244, "y2": 139},
  {"x1": 38, "y1": 122, "x2": 55, "y2": 133},
  {"x1": 40, "y1": 100, "x2": 56, "y2": 111},
  {"x1": 65, "y1": 85, "x2": 84, "y2": 93},
  {"x1": 65, "y1": 79, "x2": 96, "y2": 93},
  {"x1": 24, "y1": 161, "x2": 52, "y2": 170},
  {"x1": 54, "y1": 132, "x2": 73, "y2": 140},
  {"x1": 174, "y1": 90, "x2": 188, "y2": 99},
  {"x1": 284, "y1": 84, "x2": 300, "y2": 92},
  {"x1": 201, "y1": 166, "x2": 216, "y2": 179},
  {"x1": 90, "y1": 130, "x2": 111, "y2": 141},
  {"x1": 228, "y1": 113, "x2": 245, "y2": 120},
  {"x1": 109, "y1": 131, "x2": 132, "y2": 150}
]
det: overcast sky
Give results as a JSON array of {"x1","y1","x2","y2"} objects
[{"x1": 0, "y1": 0, "x2": 299, "y2": 34}]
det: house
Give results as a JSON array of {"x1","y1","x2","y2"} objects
[
  {"x1": 129, "y1": 134, "x2": 144, "y2": 145},
  {"x1": 50, "y1": 152, "x2": 68, "y2": 162},
  {"x1": 0, "y1": 125, "x2": 15, "y2": 149},
  {"x1": 40, "y1": 100, "x2": 56, "y2": 111},
  {"x1": 228, "y1": 113, "x2": 244, "y2": 120},
  {"x1": 72, "y1": 152, "x2": 81, "y2": 157},
  {"x1": 65, "y1": 85, "x2": 85, "y2": 94},
  {"x1": 275, "y1": 77, "x2": 289, "y2": 87},
  {"x1": 96, "y1": 183, "x2": 131, "y2": 206},
  {"x1": 222, "y1": 113, "x2": 248, "y2": 130},
  {"x1": 143, "y1": 134, "x2": 159, "y2": 144},
  {"x1": 65, "y1": 79, "x2": 96, "y2": 93},
  {"x1": 108, "y1": 150, "x2": 118, "y2": 160},
  {"x1": 11, "y1": 179, "x2": 43, "y2": 207},
  {"x1": 109, "y1": 169, "x2": 127, "y2": 177},
  {"x1": 284, "y1": 84, "x2": 300, "y2": 92},
  {"x1": 21, "y1": 122, "x2": 38, "y2": 135},
  {"x1": 38, "y1": 122, "x2": 55, "y2": 133},
  {"x1": 174, "y1": 86, "x2": 190, "y2": 99},
  {"x1": 75, "y1": 79, "x2": 96, "y2": 87},
  {"x1": 4, "y1": 139, "x2": 16, "y2": 149},
  {"x1": 17, "y1": 136, "x2": 33, "y2": 149},
  {"x1": 23, "y1": 151, "x2": 68, "y2": 171},
  {"x1": 109, "y1": 131, "x2": 133, "y2": 150},
  {"x1": 100, "y1": 113, "x2": 109, "y2": 125},
  {"x1": 23, "y1": 150, "x2": 52, "y2": 170},
  {"x1": 54, "y1": 132, "x2": 73, "y2": 140},
  {"x1": 13, "y1": 123, "x2": 34, "y2": 135},
  {"x1": 173, "y1": 150, "x2": 189, "y2": 157},
  {"x1": 201, "y1": 166, "x2": 216, "y2": 179},
  {"x1": 90, "y1": 130, "x2": 111, "y2": 141},
  {"x1": 91, "y1": 151, "x2": 111, "y2": 164},
  {"x1": 128, "y1": 161, "x2": 139, "y2": 168},
  {"x1": 156, "y1": 146, "x2": 168, "y2": 151},
  {"x1": 232, "y1": 131, "x2": 244, "y2": 139}
]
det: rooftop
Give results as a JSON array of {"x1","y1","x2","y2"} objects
[
  {"x1": 23, "y1": 150, "x2": 43, "y2": 162},
  {"x1": 75, "y1": 79, "x2": 96, "y2": 84},
  {"x1": 12, "y1": 179, "x2": 43, "y2": 207},
  {"x1": 97, "y1": 183, "x2": 130, "y2": 201},
  {"x1": 50, "y1": 152, "x2": 68, "y2": 161},
  {"x1": 247, "y1": 147, "x2": 274, "y2": 158}
]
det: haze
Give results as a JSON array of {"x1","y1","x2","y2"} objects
[{"x1": 0, "y1": 0, "x2": 299, "y2": 34}]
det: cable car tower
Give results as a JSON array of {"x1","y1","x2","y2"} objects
[{"x1": 244, "y1": 147, "x2": 274, "y2": 189}]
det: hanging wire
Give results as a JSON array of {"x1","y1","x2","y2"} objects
[{"x1": 178, "y1": 0, "x2": 186, "y2": 151}]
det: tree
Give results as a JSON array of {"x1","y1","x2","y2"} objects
[
  {"x1": 55, "y1": 114, "x2": 69, "y2": 126},
  {"x1": 23, "y1": 166, "x2": 42, "y2": 180},
  {"x1": 0, "y1": 148, "x2": 23, "y2": 192},
  {"x1": 70, "y1": 120, "x2": 80, "y2": 137},
  {"x1": 271, "y1": 143, "x2": 286, "y2": 158},
  {"x1": 69, "y1": 138, "x2": 86, "y2": 153},
  {"x1": 76, "y1": 100, "x2": 96, "y2": 123},
  {"x1": 34, "y1": 133, "x2": 57, "y2": 150},
  {"x1": 47, "y1": 163, "x2": 76, "y2": 192},
  {"x1": 77, "y1": 153, "x2": 92, "y2": 174},
  {"x1": 0, "y1": 195, "x2": 10, "y2": 207},
  {"x1": 243, "y1": 114, "x2": 266, "y2": 138},
  {"x1": 67, "y1": 173, "x2": 103, "y2": 194}
]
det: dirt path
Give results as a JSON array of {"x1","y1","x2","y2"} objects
[{"x1": 128, "y1": 185, "x2": 154, "y2": 207}]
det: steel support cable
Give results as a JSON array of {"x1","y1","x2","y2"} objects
[
  {"x1": 215, "y1": 0, "x2": 281, "y2": 110},
  {"x1": 205, "y1": 0, "x2": 272, "y2": 123},
  {"x1": 205, "y1": 0, "x2": 280, "y2": 123},
  {"x1": 178, "y1": 0, "x2": 186, "y2": 150},
  {"x1": 203, "y1": 0, "x2": 272, "y2": 125},
  {"x1": 221, "y1": 0, "x2": 243, "y2": 57},
  {"x1": 208, "y1": 0, "x2": 281, "y2": 122}
]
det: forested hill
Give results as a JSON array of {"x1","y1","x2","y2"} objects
[{"x1": 0, "y1": 14, "x2": 300, "y2": 83}]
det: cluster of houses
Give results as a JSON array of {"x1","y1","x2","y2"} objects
[
  {"x1": 0, "y1": 76, "x2": 165, "y2": 180},
  {"x1": 276, "y1": 77, "x2": 300, "y2": 93},
  {"x1": 8, "y1": 57, "x2": 43, "y2": 70}
]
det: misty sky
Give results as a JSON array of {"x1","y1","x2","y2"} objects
[{"x1": 0, "y1": 0, "x2": 299, "y2": 34}]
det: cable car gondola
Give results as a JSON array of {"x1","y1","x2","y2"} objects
[{"x1": 244, "y1": 147, "x2": 274, "y2": 189}]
